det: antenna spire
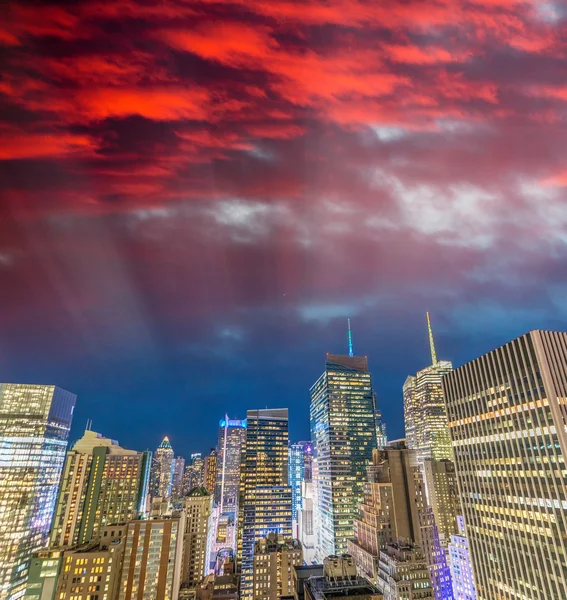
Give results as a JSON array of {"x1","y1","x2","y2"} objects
[
  {"x1": 427, "y1": 312, "x2": 438, "y2": 365},
  {"x1": 347, "y1": 318, "x2": 354, "y2": 357}
]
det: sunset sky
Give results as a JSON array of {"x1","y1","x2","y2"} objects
[{"x1": 1, "y1": 0, "x2": 566, "y2": 456}]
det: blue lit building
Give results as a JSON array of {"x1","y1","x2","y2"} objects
[
  {"x1": 288, "y1": 441, "x2": 312, "y2": 524},
  {"x1": 0, "y1": 384, "x2": 76, "y2": 600}
]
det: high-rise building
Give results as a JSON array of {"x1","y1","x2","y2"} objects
[
  {"x1": 237, "y1": 409, "x2": 292, "y2": 600},
  {"x1": 297, "y1": 480, "x2": 316, "y2": 565},
  {"x1": 422, "y1": 459, "x2": 460, "y2": 550},
  {"x1": 448, "y1": 517, "x2": 477, "y2": 600},
  {"x1": 288, "y1": 442, "x2": 312, "y2": 527},
  {"x1": 151, "y1": 436, "x2": 175, "y2": 499},
  {"x1": 0, "y1": 384, "x2": 76, "y2": 600},
  {"x1": 377, "y1": 541, "x2": 434, "y2": 600},
  {"x1": 403, "y1": 314, "x2": 453, "y2": 464},
  {"x1": 50, "y1": 430, "x2": 151, "y2": 548},
  {"x1": 252, "y1": 534, "x2": 303, "y2": 600},
  {"x1": 182, "y1": 487, "x2": 213, "y2": 587},
  {"x1": 204, "y1": 450, "x2": 217, "y2": 496},
  {"x1": 55, "y1": 524, "x2": 127, "y2": 600},
  {"x1": 442, "y1": 330, "x2": 567, "y2": 600},
  {"x1": 310, "y1": 353, "x2": 377, "y2": 558},
  {"x1": 172, "y1": 456, "x2": 186, "y2": 499},
  {"x1": 347, "y1": 446, "x2": 426, "y2": 584},
  {"x1": 215, "y1": 418, "x2": 247, "y2": 514},
  {"x1": 118, "y1": 511, "x2": 185, "y2": 600}
]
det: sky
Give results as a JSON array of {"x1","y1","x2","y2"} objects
[{"x1": 1, "y1": 0, "x2": 567, "y2": 459}]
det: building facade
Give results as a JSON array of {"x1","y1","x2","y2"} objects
[
  {"x1": 151, "y1": 436, "x2": 175, "y2": 499},
  {"x1": 377, "y1": 541, "x2": 434, "y2": 600},
  {"x1": 297, "y1": 480, "x2": 316, "y2": 565},
  {"x1": 0, "y1": 384, "x2": 76, "y2": 600},
  {"x1": 310, "y1": 354, "x2": 377, "y2": 559},
  {"x1": 215, "y1": 418, "x2": 247, "y2": 514},
  {"x1": 118, "y1": 513, "x2": 185, "y2": 600},
  {"x1": 288, "y1": 442, "x2": 312, "y2": 526},
  {"x1": 182, "y1": 487, "x2": 213, "y2": 587},
  {"x1": 443, "y1": 330, "x2": 567, "y2": 600},
  {"x1": 50, "y1": 430, "x2": 150, "y2": 548},
  {"x1": 403, "y1": 314, "x2": 453, "y2": 464},
  {"x1": 237, "y1": 409, "x2": 292, "y2": 600},
  {"x1": 204, "y1": 450, "x2": 217, "y2": 496},
  {"x1": 172, "y1": 457, "x2": 186, "y2": 499},
  {"x1": 23, "y1": 550, "x2": 64, "y2": 600},
  {"x1": 448, "y1": 517, "x2": 477, "y2": 600},
  {"x1": 55, "y1": 524, "x2": 126, "y2": 600},
  {"x1": 252, "y1": 534, "x2": 302, "y2": 600}
]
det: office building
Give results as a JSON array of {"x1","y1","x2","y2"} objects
[
  {"x1": 50, "y1": 430, "x2": 151, "y2": 548},
  {"x1": 216, "y1": 418, "x2": 247, "y2": 513},
  {"x1": 55, "y1": 524, "x2": 126, "y2": 600},
  {"x1": 297, "y1": 481, "x2": 316, "y2": 565},
  {"x1": 252, "y1": 534, "x2": 302, "y2": 600},
  {"x1": 422, "y1": 459, "x2": 460, "y2": 549},
  {"x1": 23, "y1": 549, "x2": 64, "y2": 600},
  {"x1": 204, "y1": 450, "x2": 218, "y2": 496},
  {"x1": 303, "y1": 555, "x2": 382, "y2": 600},
  {"x1": 237, "y1": 409, "x2": 292, "y2": 600},
  {"x1": 182, "y1": 487, "x2": 213, "y2": 587},
  {"x1": 293, "y1": 565, "x2": 323, "y2": 600},
  {"x1": 118, "y1": 511, "x2": 185, "y2": 600},
  {"x1": 173, "y1": 457, "x2": 186, "y2": 499},
  {"x1": 347, "y1": 446, "x2": 426, "y2": 583},
  {"x1": 377, "y1": 541, "x2": 434, "y2": 600},
  {"x1": 288, "y1": 442, "x2": 312, "y2": 526},
  {"x1": 310, "y1": 353, "x2": 377, "y2": 559},
  {"x1": 442, "y1": 330, "x2": 567, "y2": 600},
  {"x1": 151, "y1": 436, "x2": 175, "y2": 499},
  {"x1": 0, "y1": 384, "x2": 76, "y2": 600},
  {"x1": 403, "y1": 314, "x2": 453, "y2": 463},
  {"x1": 448, "y1": 517, "x2": 476, "y2": 600}
]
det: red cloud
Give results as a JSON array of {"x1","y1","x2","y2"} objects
[{"x1": 0, "y1": 131, "x2": 96, "y2": 160}]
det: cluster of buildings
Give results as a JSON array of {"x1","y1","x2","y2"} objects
[{"x1": 2, "y1": 322, "x2": 567, "y2": 600}]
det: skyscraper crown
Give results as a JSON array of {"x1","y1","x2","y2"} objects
[{"x1": 158, "y1": 436, "x2": 173, "y2": 449}]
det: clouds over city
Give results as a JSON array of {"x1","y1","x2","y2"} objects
[{"x1": 1, "y1": 0, "x2": 566, "y2": 449}]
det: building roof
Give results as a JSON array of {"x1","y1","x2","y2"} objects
[
  {"x1": 187, "y1": 485, "x2": 210, "y2": 497},
  {"x1": 158, "y1": 436, "x2": 173, "y2": 449}
]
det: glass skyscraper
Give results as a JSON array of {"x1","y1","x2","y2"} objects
[
  {"x1": 215, "y1": 417, "x2": 247, "y2": 514},
  {"x1": 404, "y1": 315, "x2": 453, "y2": 463},
  {"x1": 0, "y1": 384, "x2": 76, "y2": 600},
  {"x1": 443, "y1": 330, "x2": 567, "y2": 600},
  {"x1": 288, "y1": 441, "x2": 312, "y2": 524},
  {"x1": 310, "y1": 353, "x2": 377, "y2": 559},
  {"x1": 237, "y1": 409, "x2": 292, "y2": 600}
]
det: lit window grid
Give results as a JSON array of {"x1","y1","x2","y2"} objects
[{"x1": 443, "y1": 330, "x2": 567, "y2": 600}]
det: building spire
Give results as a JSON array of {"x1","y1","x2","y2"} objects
[
  {"x1": 347, "y1": 318, "x2": 354, "y2": 357},
  {"x1": 426, "y1": 312, "x2": 438, "y2": 365}
]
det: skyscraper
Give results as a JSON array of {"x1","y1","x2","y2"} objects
[
  {"x1": 172, "y1": 456, "x2": 186, "y2": 499},
  {"x1": 448, "y1": 517, "x2": 477, "y2": 600},
  {"x1": 310, "y1": 353, "x2": 377, "y2": 558},
  {"x1": 181, "y1": 487, "x2": 213, "y2": 587},
  {"x1": 237, "y1": 409, "x2": 292, "y2": 600},
  {"x1": 118, "y1": 512, "x2": 185, "y2": 600},
  {"x1": 216, "y1": 417, "x2": 247, "y2": 514},
  {"x1": 0, "y1": 384, "x2": 76, "y2": 600},
  {"x1": 442, "y1": 330, "x2": 567, "y2": 600},
  {"x1": 288, "y1": 442, "x2": 312, "y2": 527},
  {"x1": 403, "y1": 314, "x2": 453, "y2": 464},
  {"x1": 204, "y1": 449, "x2": 218, "y2": 496},
  {"x1": 151, "y1": 436, "x2": 175, "y2": 499},
  {"x1": 50, "y1": 430, "x2": 151, "y2": 548}
]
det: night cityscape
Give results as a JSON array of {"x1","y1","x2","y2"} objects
[{"x1": 1, "y1": 0, "x2": 567, "y2": 599}]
